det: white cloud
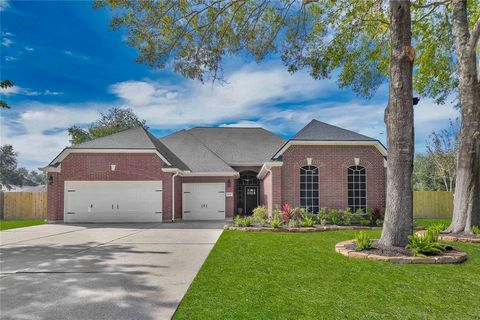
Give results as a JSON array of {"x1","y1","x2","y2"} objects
[
  {"x1": 5, "y1": 55, "x2": 17, "y2": 62},
  {"x1": 24, "y1": 46, "x2": 34, "y2": 52},
  {"x1": 0, "y1": 85, "x2": 63, "y2": 96},
  {"x1": 0, "y1": 0, "x2": 9, "y2": 11},
  {"x1": 2, "y1": 37, "x2": 12, "y2": 47},
  {"x1": 0, "y1": 85, "x2": 20, "y2": 95},
  {"x1": 2, "y1": 63, "x2": 460, "y2": 169}
]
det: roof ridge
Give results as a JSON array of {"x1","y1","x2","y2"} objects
[
  {"x1": 71, "y1": 126, "x2": 152, "y2": 148},
  {"x1": 184, "y1": 130, "x2": 234, "y2": 169},
  {"x1": 291, "y1": 119, "x2": 317, "y2": 140}
]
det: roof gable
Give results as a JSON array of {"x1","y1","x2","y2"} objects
[{"x1": 292, "y1": 119, "x2": 376, "y2": 141}]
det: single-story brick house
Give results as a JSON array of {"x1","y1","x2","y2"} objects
[{"x1": 42, "y1": 119, "x2": 387, "y2": 223}]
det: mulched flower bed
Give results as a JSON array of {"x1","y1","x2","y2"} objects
[
  {"x1": 224, "y1": 224, "x2": 382, "y2": 232},
  {"x1": 335, "y1": 240, "x2": 467, "y2": 264}
]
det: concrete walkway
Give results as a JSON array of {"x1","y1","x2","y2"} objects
[{"x1": 0, "y1": 222, "x2": 224, "y2": 320}]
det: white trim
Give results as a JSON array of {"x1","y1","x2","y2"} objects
[
  {"x1": 257, "y1": 161, "x2": 283, "y2": 179},
  {"x1": 40, "y1": 164, "x2": 61, "y2": 173},
  {"x1": 50, "y1": 148, "x2": 173, "y2": 167},
  {"x1": 228, "y1": 162, "x2": 264, "y2": 167},
  {"x1": 182, "y1": 171, "x2": 239, "y2": 177},
  {"x1": 273, "y1": 140, "x2": 387, "y2": 159}
]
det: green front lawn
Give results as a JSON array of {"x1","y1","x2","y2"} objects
[
  {"x1": 0, "y1": 219, "x2": 45, "y2": 231},
  {"x1": 415, "y1": 218, "x2": 451, "y2": 228},
  {"x1": 174, "y1": 229, "x2": 479, "y2": 319}
]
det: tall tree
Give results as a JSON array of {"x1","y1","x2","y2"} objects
[
  {"x1": 0, "y1": 80, "x2": 14, "y2": 109},
  {"x1": 413, "y1": 154, "x2": 445, "y2": 191},
  {"x1": 379, "y1": 0, "x2": 414, "y2": 247},
  {"x1": 0, "y1": 145, "x2": 18, "y2": 190},
  {"x1": 425, "y1": 119, "x2": 460, "y2": 192},
  {"x1": 95, "y1": 0, "x2": 451, "y2": 246},
  {"x1": 68, "y1": 107, "x2": 148, "y2": 145},
  {"x1": 447, "y1": 0, "x2": 480, "y2": 234}
]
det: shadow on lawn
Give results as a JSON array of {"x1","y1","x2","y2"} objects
[{"x1": 0, "y1": 242, "x2": 178, "y2": 320}]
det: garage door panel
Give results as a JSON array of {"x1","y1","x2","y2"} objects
[
  {"x1": 64, "y1": 181, "x2": 163, "y2": 223},
  {"x1": 182, "y1": 183, "x2": 225, "y2": 220}
]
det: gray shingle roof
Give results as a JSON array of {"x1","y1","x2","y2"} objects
[
  {"x1": 69, "y1": 127, "x2": 189, "y2": 170},
  {"x1": 292, "y1": 119, "x2": 377, "y2": 141},
  {"x1": 160, "y1": 130, "x2": 235, "y2": 173},
  {"x1": 185, "y1": 127, "x2": 287, "y2": 165}
]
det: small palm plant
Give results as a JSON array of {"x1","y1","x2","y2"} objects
[
  {"x1": 355, "y1": 231, "x2": 373, "y2": 250},
  {"x1": 406, "y1": 230, "x2": 446, "y2": 257}
]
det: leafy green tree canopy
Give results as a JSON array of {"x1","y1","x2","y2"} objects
[
  {"x1": 68, "y1": 107, "x2": 148, "y2": 145},
  {"x1": 94, "y1": 0, "x2": 478, "y2": 102},
  {"x1": 1, "y1": 80, "x2": 14, "y2": 109}
]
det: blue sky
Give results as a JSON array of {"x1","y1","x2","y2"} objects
[{"x1": 1, "y1": 0, "x2": 459, "y2": 170}]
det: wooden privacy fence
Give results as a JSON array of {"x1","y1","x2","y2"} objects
[
  {"x1": 2, "y1": 192, "x2": 47, "y2": 220},
  {"x1": 413, "y1": 191, "x2": 453, "y2": 219}
]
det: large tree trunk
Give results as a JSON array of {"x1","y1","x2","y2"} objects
[
  {"x1": 379, "y1": 0, "x2": 414, "y2": 247},
  {"x1": 446, "y1": 0, "x2": 480, "y2": 235}
]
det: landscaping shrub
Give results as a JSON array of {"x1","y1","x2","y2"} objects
[
  {"x1": 375, "y1": 219, "x2": 383, "y2": 227},
  {"x1": 291, "y1": 207, "x2": 308, "y2": 221},
  {"x1": 343, "y1": 208, "x2": 353, "y2": 225},
  {"x1": 329, "y1": 209, "x2": 343, "y2": 225},
  {"x1": 372, "y1": 207, "x2": 383, "y2": 222},
  {"x1": 427, "y1": 222, "x2": 448, "y2": 233},
  {"x1": 318, "y1": 207, "x2": 329, "y2": 225},
  {"x1": 252, "y1": 205, "x2": 268, "y2": 226},
  {"x1": 360, "y1": 219, "x2": 370, "y2": 226},
  {"x1": 288, "y1": 219, "x2": 300, "y2": 228},
  {"x1": 406, "y1": 230, "x2": 446, "y2": 257},
  {"x1": 473, "y1": 225, "x2": 480, "y2": 235},
  {"x1": 300, "y1": 215, "x2": 315, "y2": 227},
  {"x1": 282, "y1": 203, "x2": 293, "y2": 222},
  {"x1": 232, "y1": 216, "x2": 252, "y2": 227},
  {"x1": 365, "y1": 208, "x2": 374, "y2": 222},
  {"x1": 355, "y1": 231, "x2": 373, "y2": 250},
  {"x1": 270, "y1": 216, "x2": 282, "y2": 228},
  {"x1": 233, "y1": 215, "x2": 242, "y2": 227}
]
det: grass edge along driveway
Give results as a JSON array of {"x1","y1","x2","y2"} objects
[
  {"x1": 174, "y1": 226, "x2": 479, "y2": 319},
  {"x1": 0, "y1": 219, "x2": 45, "y2": 231}
]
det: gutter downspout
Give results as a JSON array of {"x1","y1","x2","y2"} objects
[{"x1": 171, "y1": 170, "x2": 180, "y2": 222}]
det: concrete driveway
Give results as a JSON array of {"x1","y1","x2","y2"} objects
[{"x1": 0, "y1": 222, "x2": 224, "y2": 320}]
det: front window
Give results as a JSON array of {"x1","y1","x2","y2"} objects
[
  {"x1": 300, "y1": 166, "x2": 319, "y2": 213},
  {"x1": 348, "y1": 166, "x2": 366, "y2": 212}
]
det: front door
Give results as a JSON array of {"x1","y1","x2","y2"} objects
[{"x1": 244, "y1": 186, "x2": 258, "y2": 215}]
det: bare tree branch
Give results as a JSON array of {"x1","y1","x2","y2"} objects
[{"x1": 468, "y1": 18, "x2": 480, "y2": 58}]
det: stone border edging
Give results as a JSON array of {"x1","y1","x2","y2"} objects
[
  {"x1": 224, "y1": 225, "x2": 382, "y2": 232},
  {"x1": 439, "y1": 234, "x2": 480, "y2": 243},
  {"x1": 416, "y1": 231, "x2": 480, "y2": 243},
  {"x1": 335, "y1": 240, "x2": 467, "y2": 264}
]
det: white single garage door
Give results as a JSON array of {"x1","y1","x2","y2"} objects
[
  {"x1": 182, "y1": 183, "x2": 225, "y2": 220},
  {"x1": 64, "y1": 181, "x2": 163, "y2": 223}
]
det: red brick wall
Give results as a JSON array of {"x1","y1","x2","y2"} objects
[
  {"x1": 280, "y1": 145, "x2": 386, "y2": 211},
  {"x1": 182, "y1": 176, "x2": 235, "y2": 218},
  {"x1": 261, "y1": 171, "x2": 272, "y2": 210},
  {"x1": 47, "y1": 153, "x2": 173, "y2": 222}
]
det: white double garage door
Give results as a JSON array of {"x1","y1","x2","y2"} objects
[{"x1": 64, "y1": 181, "x2": 225, "y2": 223}]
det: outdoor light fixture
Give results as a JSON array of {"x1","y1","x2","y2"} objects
[
  {"x1": 111, "y1": 164, "x2": 116, "y2": 171},
  {"x1": 48, "y1": 175, "x2": 54, "y2": 185},
  {"x1": 227, "y1": 179, "x2": 231, "y2": 188},
  {"x1": 413, "y1": 97, "x2": 420, "y2": 105}
]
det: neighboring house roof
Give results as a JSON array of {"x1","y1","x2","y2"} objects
[
  {"x1": 160, "y1": 130, "x2": 236, "y2": 173},
  {"x1": 292, "y1": 119, "x2": 377, "y2": 141},
  {"x1": 185, "y1": 127, "x2": 287, "y2": 165}
]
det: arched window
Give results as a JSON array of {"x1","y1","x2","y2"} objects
[
  {"x1": 300, "y1": 166, "x2": 319, "y2": 213},
  {"x1": 348, "y1": 166, "x2": 366, "y2": 212}
]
